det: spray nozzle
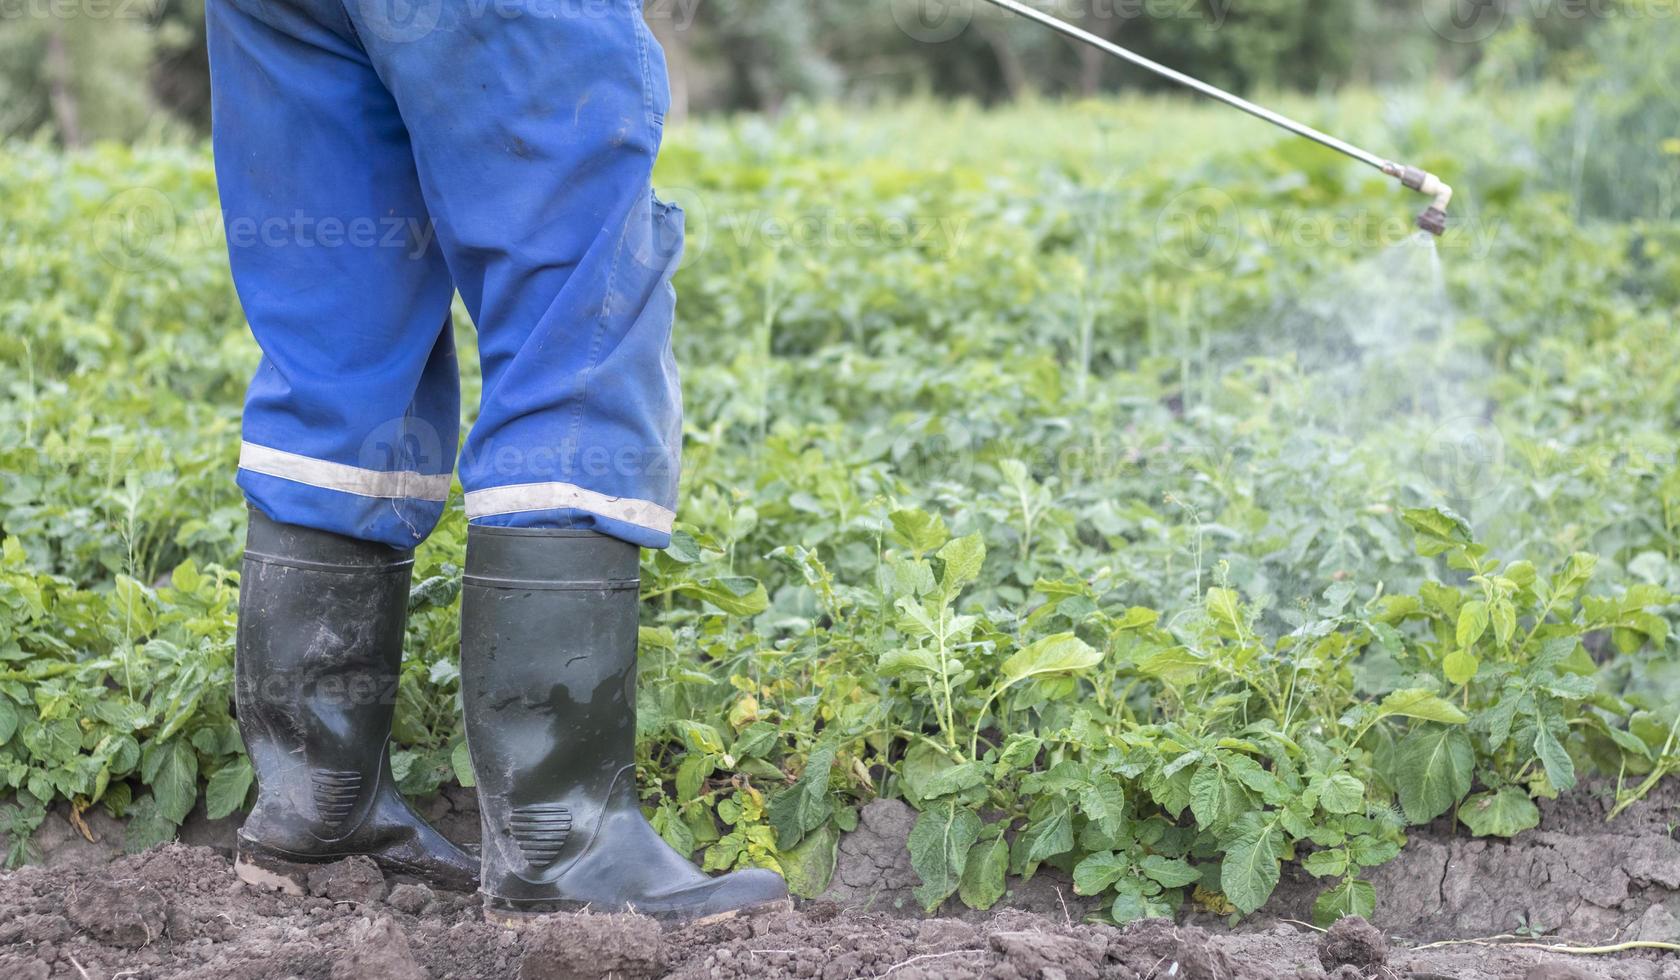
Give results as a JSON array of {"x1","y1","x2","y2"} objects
[{"x1": 1388, "y1": 164, "x2": 1454, "y2": 237}]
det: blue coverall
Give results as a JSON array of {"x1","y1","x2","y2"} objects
[{"x1": 209, "y1": 0, "x2": 684, "y2": 550}]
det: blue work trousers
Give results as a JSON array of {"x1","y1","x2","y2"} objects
[{"x1": 209, "y1": 0, "x2": 684, "y2": 549}]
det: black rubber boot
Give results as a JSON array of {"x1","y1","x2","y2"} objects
[
  {"x1": 460, "y1": 526, "x2": 790, "y2": 924},
  {"x1": 233, "y1": 510, "x2": 477, "y2": 894}
]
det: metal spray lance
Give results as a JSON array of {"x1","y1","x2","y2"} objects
[{"x1": 973, "y1": 0, "x2": 1455, "y2": 236}]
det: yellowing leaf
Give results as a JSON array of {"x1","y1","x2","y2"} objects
[
  {"x1": 997, "y1": 633, "x2": 1102, "y2": 689},
  {"x1": 1376, "y1": 688, "x2": 1469, "y2": 725},
  {"x1": 1444, "y1": 648, "x2": 1480, "y2": 686}
]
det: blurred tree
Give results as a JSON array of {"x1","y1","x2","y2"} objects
[{"x1": 1, "y1": 15, "x2": 157, "y2": 144}]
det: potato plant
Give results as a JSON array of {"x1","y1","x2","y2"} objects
[{"x1": 2, "y1": 59, "x2": 1679, "y2": 925}]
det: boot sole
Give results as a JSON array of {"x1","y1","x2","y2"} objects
[
  {"x1": 483, "y1": 895, "x2": 794, "y2": 929},
  {"x1": 235, "y1": 839, "x2": 479, "y2": 895},
  {"x1": 233, "y1": 849, "x2": 312, "y2": 896}
]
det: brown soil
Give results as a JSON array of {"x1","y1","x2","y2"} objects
[{"x1": 0, "y1": 781, "x2": 1675, "y2": 979}]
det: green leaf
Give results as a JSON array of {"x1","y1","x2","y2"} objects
[
  {"x1": 1490, "y1": 599, "x2": 1517, "y2": 648},
  {"x1": 936, "y1": 534, "x2": 986, "y2": 593},
  {"x1": 674, "y1": 720, "x2": 726, "y2": 755},
  {"x1": 113, "y1": 576, "x2": 156, "y2": 637},
  {"x1": 921, "y1": 761, "x2": 985, "y2": 800},
  {"x1": 878, "y1": 648, "x2": 941, "y2": 677},
  {"x1": 993, "y1": 733, "x2": 1042, "y2": 778},
  {"x1": 141, "y1": 739, "x2": 198, "y2": 826},
  {"x1": 1016, "y1": 800, "x2": 1075, "y2": 869},
  {"x1": 652, "y1": 801, "x2": 697, "y2": 857},
  {"x1": 1076, "y1": 776, "x2": 1127, "y2": 839},
  {"x1": 1550, "y1": 553, "x2": 1597, "y2": 605},
  {"x1": 1376, "y1": 688, "x2": 1469, "y2": 725},
  {"x1": 22, "y1": 718, "x2": 80, "y2": 765},
  {"x1": 662, "y1": 530, "x2": 703, "y2": 564},
  {"x1": 901, "y1": 741, "x2": 969, "y2": 806},
  {"x1": 1111, "y1": 878, "x2": 1174, "y2": 923},
  {"x1": 1189, "y1": 762, "x2": 1236, "y2": 830},
  {"x1": 1533, "y1": 724, "x2": 1577, "y2": 792},
  {"x1": 1315, "y1": 772, "x2": 1366, "y2": 815},
  {"x1": 1302, "y1": 849, "x2": 1349, "y2": 878},
  {"x1": 678, "y1": 577, "x2": 769, "y2": 616},
  {"x1": 909, "y1": 802, "x2": 981, "y2": 911},
  {"x1": 450, "y1": 740, "x2": 475, "y2": 789},
  {"x1": 768, "y1": 743, "x2": 836, "y2": 850},
  {"x1": 1220, "y1": 815, "x2": 1284, "y2": 914},
  {"x1": 1139, "y1": 855, "x2": 1201, "y2": 888},
  {"x1": 1348, "y1": 836, "x2": 1400, "y2": 868},
  {"x1": 1392, "y1": 726, "x2": 1474, "y2": 824},
  {"x1": 204, "y1": 758, "x2": 253, "y2": 820},
  {"x1": 1073, "y1": 850, "x2": 1128, "y2": 895},
  {"x1": 781, "y1": 821, "x2": 839, "y2": 899},
  {"x1": 958, "y1": 831, "x2": 1010, "y2": 910},
  {"x1": 1456, "y1": 600, "x2": 1489, "y2": 649},
  {"x1": 1206, "y1": 587, "x2": 1244, "y2": 630},
  {"x1": 170, "y1": 559, "x2": 202, "y2": 593},
  {"x1": 1444, "y1": 649, "x2": 1480, "y2": 686},
  {"x1": 1138, "y1": 647, "x2": 1204, "y2": 686},
  {"x1": 0, "y1": 698, "x2": 20, "y2": 746},
  {"x1": 997, "y1": 633, "x2": 1102, "y2": 690},
  {"x1": 123, "y1": 795, "x2": 177, "y2": 854},
  {"x1": 1402, "y1": 507, "x2": 1473, "y2": 556},
  {"x1": 676, "y1": 753, "x2": 714, "y2": 803},
  {"x1": 889, "y1": 509, "x2": 949, "y2": 558},
  {"x1": 1458, "y1": 787, "x2": 1540, "y2": 838},
  {"x1": 1312, "y1": 878, "x2": 1377, "y2": 927}
]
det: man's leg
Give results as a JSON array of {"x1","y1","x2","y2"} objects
[
  {"x1": 347, "y1": 0, "x2": 787, "y2": 920},
  {"x1": 214, "y1": 0, "x2": 460, "y2": 549},
  {"x1": 210, "y1": 0, "x2": 473, "y2": 891},
  {"x1": 352, "y1": 0, "x2": 682, "y2": 544}
]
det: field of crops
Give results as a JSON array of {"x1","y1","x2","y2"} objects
[{"x1": 2, "y1": 22, "x2": 1679, "y2": 959}]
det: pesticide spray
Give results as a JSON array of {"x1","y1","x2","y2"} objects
[
  {"x1": 975, "y1": 0, "x2": 1456, "y2": 238},
  {"x1": 962, "y1": 1, "x2": 1501, "y2": 578}
]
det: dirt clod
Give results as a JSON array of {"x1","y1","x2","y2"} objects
[
  {"x1": 67, "y1": 878, "x2": 167, "y2": 947},
  {"x1": 330, "y1": 915, "x2": 430, "y2": 980},
  {"x1": 1317, "y1": 916, "x2": 1387, "y2": 972},
  {"x1": 519, "y1": 912, "x2": 665, "y2": 980},
  {"x1": 388, "y1": 882, "x2": 436, "y2": 915},
  {"x1": 1115, "y1": 918, "x2": 1233, "y2": 980},
  {"x1": 307, "y1": 854, "x2": 387, "y2": 904}
]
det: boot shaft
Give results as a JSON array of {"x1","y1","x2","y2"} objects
[
  {"x1": 460, "y1": 526, "x2": 643, "y2": 900},
  {"x1": 459, "y1": 525, "x2": 790, "y2": 919},
  {"x1": 461, "y1": 527, "x2": 642, "y2": 773},
  {"x1": 236, "y1": 510, "x2": 412, "y2": 842}
]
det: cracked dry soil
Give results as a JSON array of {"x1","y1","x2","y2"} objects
[{"x1": 0, "y1": 780, "x2": 1675, "y2": 979}]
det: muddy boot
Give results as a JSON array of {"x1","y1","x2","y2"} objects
[
  {"x1": 460, "y1": 526, "x2": 790, "y2": 924},
  {"x1": 233, "y1": 510, "x2": 477, "y2": 894}
]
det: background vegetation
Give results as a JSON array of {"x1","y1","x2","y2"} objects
[
  {"x1": 2, "y1": 0, "x2": 1678, "y2": 930},
  {"x1": 0, "y1": 0, "x2": 1628, "y2": 142}
]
